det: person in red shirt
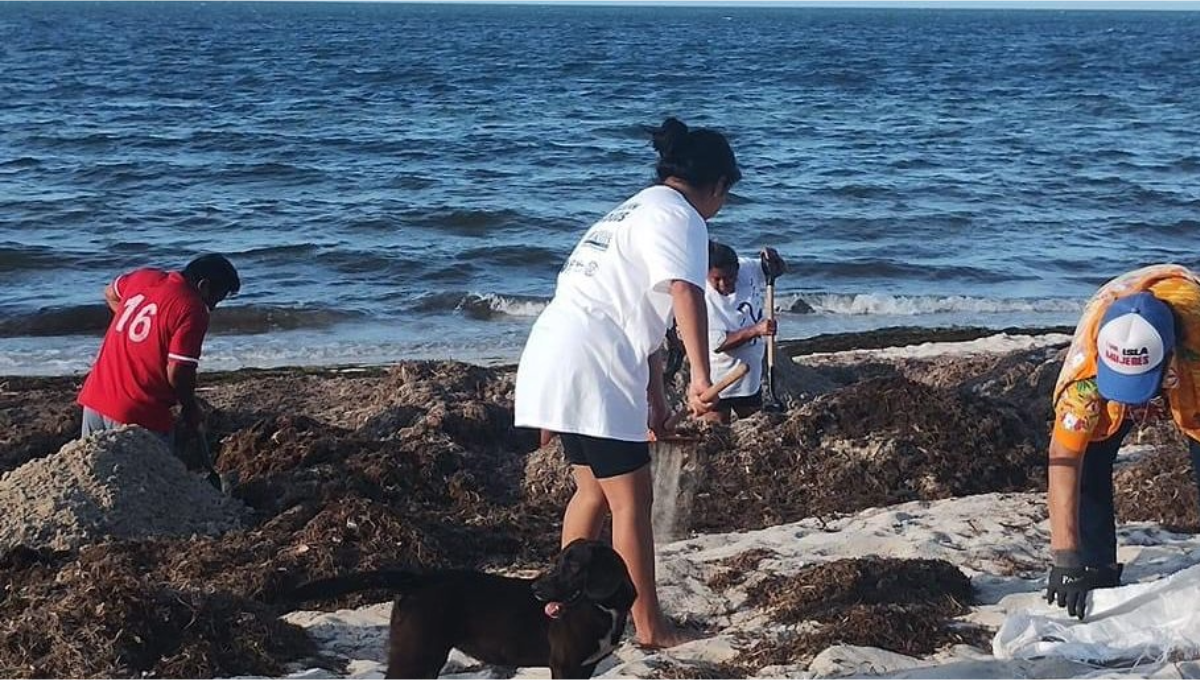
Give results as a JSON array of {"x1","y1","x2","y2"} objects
[{"x1": 78, "y1": 254, "x2": 240, "y2": 441}]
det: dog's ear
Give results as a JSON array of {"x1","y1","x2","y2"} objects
[{"x1": 583, "y1": 546, "x2": 626, "y2": 602}]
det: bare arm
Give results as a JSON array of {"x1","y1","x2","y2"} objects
[
  {"x1": 1048, "y1": 437, "x2": 1084, "y2": 556},
  {"x1": 670, "y1": 280, "x2": 710, "y2": 384},
  {"x1": 104, "y1": 282, "x2": 121, "y2": 313},
  {"x1": 167, "y1": 362, "x2": 202, "y2": 429},
  {"x1": 716, "y1": 319, "x2": 776, "y2": 353},
  {"x1": 669, "y1": 280, "x2": 714, "y2": 415}
]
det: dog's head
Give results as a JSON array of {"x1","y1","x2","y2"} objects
[{"x1": 531, "y1": 539, "x2": 635, "y2": 619}]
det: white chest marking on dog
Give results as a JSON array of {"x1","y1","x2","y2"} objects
[{"x1": 582, "y1": 605, "x2": 621, "y2": 666}]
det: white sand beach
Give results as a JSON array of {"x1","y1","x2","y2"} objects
[
  {"x1": 281, "y1": 490, "x2": 1200, "y2": 679},
  {"x1": 277, "y1": 334, "x2": 1200, "y2": 680}
]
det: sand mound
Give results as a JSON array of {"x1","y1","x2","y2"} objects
[{"x1": 0, "y1": 428, "x2": 248, "y2": 552}]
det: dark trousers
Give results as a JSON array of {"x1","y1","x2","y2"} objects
[{"x1": 1079, "y1": 421, "x2": 1200, "y2": 568}]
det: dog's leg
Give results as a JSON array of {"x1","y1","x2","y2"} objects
[
  {"x1": 386, "y1": 629, "x2": 451, "y2": 678},
  {"x1": 550, "y1": 662, "x2": 598, "y2": 679},
  {"x1": 385, "y1": 599, "x2": 453, "y2": 679}
]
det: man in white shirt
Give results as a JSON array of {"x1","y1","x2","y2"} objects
[{"x1": 703, "y1": 241, "x2": 786, "y2": 423}]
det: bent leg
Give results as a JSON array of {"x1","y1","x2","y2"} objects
[
  {"x1": 81, "y1": 407, "x2": 120, "y2": 438},
  {"x1": 1078, "y1": 422, "x2": 1131, "y2": 568}
]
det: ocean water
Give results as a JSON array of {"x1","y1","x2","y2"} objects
[{"x1": 2, "y1": 2, "x2": 1198, "y2": 375}]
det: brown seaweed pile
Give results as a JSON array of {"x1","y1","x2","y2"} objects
[
  {"x1": 1115, "y1": 441, "x2": 1200, "y2": 533},
  {"x1": 689, "y1": 374, "x2": 1048, "y2": 532},
  {"x1": 0, "y1": 362, "x2": 556, "y2": 677},
  {"x1": 0, "y1": 335, "x2": 1195, "y2": 677},
  {"x1": 0, "y1": 543, "x2": 317, "y2": 678},
  {"x1": 0, "y1": 376, "x2": 82, "y2": 474},
  {"x1": 734, "y1": 556, "x2": 987, "y2": 670}
]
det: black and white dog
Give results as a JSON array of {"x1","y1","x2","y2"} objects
[{"x1": 284, "y1": 539, "x2": 635, "y2": 679}]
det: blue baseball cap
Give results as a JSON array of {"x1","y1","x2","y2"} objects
[{"x1": 1095, "y1": 292, "x2": 1176, "y2": 405}]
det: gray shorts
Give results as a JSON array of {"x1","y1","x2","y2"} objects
[{"x1": 81, "y1": 407, "x2": 173, "y2": 447}]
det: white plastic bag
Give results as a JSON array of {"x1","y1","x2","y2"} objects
[{"x1": 994, "y1": 562, "x2": 1200, "y2": 665}]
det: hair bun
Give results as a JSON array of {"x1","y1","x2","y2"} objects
[{"x1": 649, "y1": 117, "x2": 689, "y2": 157}]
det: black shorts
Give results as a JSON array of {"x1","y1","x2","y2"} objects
[
  {"x1": 559, "y1": 433, "x2": 650, "y2": 479},
  {"x1": 717, "y1": 390, "x2": 762, "y2": 412}
]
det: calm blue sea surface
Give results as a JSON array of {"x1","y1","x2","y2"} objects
[{"x1": 2, "y1": 2, "x2": 1198, "y2": 374}]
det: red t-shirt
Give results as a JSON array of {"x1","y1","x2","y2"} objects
[{"x1": 78, "y1": 269, "x2": 210, "y2": 432}]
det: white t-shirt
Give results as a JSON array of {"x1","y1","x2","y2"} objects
[
  {"x1": 706, "y1": 256, "x2": 767, "y2": 398},
  {"x1": 515, "y1": 185, "x2": 709, "y2": 441}
]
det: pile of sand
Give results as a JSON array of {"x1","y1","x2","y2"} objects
[{"x1": 0, "y1": 427, "x2": 248, "y2": 552}]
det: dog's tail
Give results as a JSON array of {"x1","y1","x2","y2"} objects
[{"x1": 284, "y1": 570, "x2": 425, "y2": 604}]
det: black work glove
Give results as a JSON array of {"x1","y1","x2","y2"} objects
[
  {"x1": 1045, "y1": 563, "x2": 1122, "y2": 620},
  {"x1": 759, "y1": 247, "x2": 787, "y2": 280}
]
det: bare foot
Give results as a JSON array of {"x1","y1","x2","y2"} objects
[{"x1": 635, "y1": 619, "x2": 704, "y2": 649}]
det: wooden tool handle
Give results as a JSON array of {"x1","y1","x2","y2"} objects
[
  {"x1": 704, "y1": 361, "x2": 750, "y2": 401},
  {"x1": 662, "y1": 362, "x2": 750, "y2": 432},
  {"x1": 765, "y1": 282, "x2": 776, "y2": 370}
]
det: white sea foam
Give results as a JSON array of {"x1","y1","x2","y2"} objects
[{"x1": 787, "y1": 292, "x2": 1083, "y2": 317}]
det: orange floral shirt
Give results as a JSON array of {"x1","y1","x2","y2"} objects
[{"x1": 1052, "y1": 264, "x2": 1200, "y2": 453}]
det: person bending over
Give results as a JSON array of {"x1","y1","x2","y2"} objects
[
  {"x1": 1045, "y1": 264, "x2": 1200, "y2": 619},
  {"x1": 515, "y1": 117, "x2": 741, "y2": 648},
  {"x1": 78, "y1": 254, "x2": 240, "y2": 444}
]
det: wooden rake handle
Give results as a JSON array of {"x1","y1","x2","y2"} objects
[
  {"x1": 765, "y1": 281, "x2": 776, "y2": 371},
  {"x1": 662, "y1": 362, "x2": 750, "y2": 432}
]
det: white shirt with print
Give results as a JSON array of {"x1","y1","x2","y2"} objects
[
  {"x1": 515, "y1": 185, "x2": 708, "y2": 441},
  {"x1": 706, "y1": 256, "x2": 767, "y2": 398}
]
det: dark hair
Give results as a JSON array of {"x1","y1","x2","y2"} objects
[
  {"x1": 183, "y1": 254, "x2": 241, "y2": 297},
  {"x1": 648, "y1": 117, "x2": 742, "y2": 191},
  {"x1": 708, "y1": 240, "x2": 739, "y2": 272}
]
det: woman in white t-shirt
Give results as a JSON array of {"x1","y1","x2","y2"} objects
[
  {"x1": 704, "y1": 241, "x2": 787, "y2": 424},
  {"x1": 515, "y1": 117, "x2": 741, "y2": 648}
]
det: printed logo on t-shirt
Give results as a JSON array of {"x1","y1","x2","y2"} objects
[
  {"x1": 563, "y1": 218, "x2": 619, "y2": 277},
  {"x1": 597, "y1": 202, "x2": 638, "y2": 225},
  {"x1": 736, "y1": 300, "x2": 763, "y2": 346},
  {"x1": 581, "y1": 227, "x2": 613, "y2": 252},
  {"x1": 562, "y1": 256, "x2": 601, "y2": 277}
]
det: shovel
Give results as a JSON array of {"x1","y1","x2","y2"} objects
[
  {"x1": 176, "y1": 424, "x2": 236, "y2": 494},
  {"x1": 662, "y1": 361, "x2": 750, "y2": 432},
  {"x1": 761, "y1": 251, "x2": 786, "y2": 413},
  {"x1": 651, "y1": 362, "x2": 748, "y2": 543},
  {"x1": 195, "y1": 431, "x2": 224, "y2": 491}
]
